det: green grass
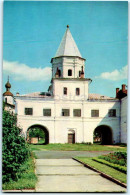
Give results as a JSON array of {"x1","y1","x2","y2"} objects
[
  {"x1": 2, "y1": 154, "x2": 37, "y2": 190},
  {"x1": 29, "y1": 143, "x2": 127, "y2": 152},
  {"x1": 75, "y1": 157, "x2": 127, "y2": 184},
  {"x1": 38, "y1": 138, "x2": 45, "y2": 144}
]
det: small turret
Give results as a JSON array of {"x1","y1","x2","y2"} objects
[
  {"x1": 3, "y1": 76, "x2": 14, "y2": 105},
  {"x1": 3, "y1": 76, "x2": 13, "y2": 97}
]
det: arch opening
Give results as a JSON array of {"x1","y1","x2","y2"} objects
[
  {"x1": 93, "y1": 125, "x2": 113, "y2": 145},
  {"x1": 27, "y1": 124, "x2": 49, "y2": 145}
]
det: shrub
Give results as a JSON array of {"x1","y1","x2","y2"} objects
[
  {"x1": 93, "y1": 157, "x2": 127, "y2": 173},
  {"x1": 2, "y1": 110, "x2": 29, "y2": 183},
  {"x1": 98, "y1": 152, "x2": 127, "y2": 167}
]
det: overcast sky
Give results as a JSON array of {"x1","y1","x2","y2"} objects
[{"x1": 3, "y1": 1, "x2": 128, "y2": 97}]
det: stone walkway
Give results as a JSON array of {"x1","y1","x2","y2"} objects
[
  {"x1": 34, "y1": 150, "x2": 114, "y2": 159},
  {"x1": 35, "y1": 159, "x2": 126, "y2": 192}
]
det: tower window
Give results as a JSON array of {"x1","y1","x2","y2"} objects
[
  {"x1": 68, "y1": 69, "x2": 72, "y2": 76},
  {"x1": 73, "y1": 109, "x2": 81, "y2": 117},
  {"x1": 58, "y1": 69, "x2": 61, "y2": 77},
  {"x1": 63, "y1": 87, "x2": 67, "y2": 95},
  {"x1": 79, "y1": 71, "x2": 81, "y2": 77},
  {"x1": 91, "y1": 110, "x2": 99, "y2": 117},
  {"x1": 76, "y1": 88, "x2": 80, "y2": 95},
  {"x1": 62, "y1": 109, "x2": 70, "y2": 116},
  {"x1": 108, "y1": 109, "x2": 116, "y2": 117},
  {"x1": 25, "y1": 108, "x2": 33, "y2": 115}
]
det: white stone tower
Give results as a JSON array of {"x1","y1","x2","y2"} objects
[
  {"x1": 49, "y1": 25, "x2": 92, "y2": 100},
  {"x1": 51, "y1": 25, "x2": 86, "y2": 78}
]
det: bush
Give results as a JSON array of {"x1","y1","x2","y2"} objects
[
  {"x1": 2, "y1": 153, "x2": 37, "y2": 190},
  {"x1": 93, "y1": 157, "x2": 127, "y2": 173},
  {"x1": 2, "y1": 110, "x2": 29, "y2": 183},
  {"x1": 98, "y1": 152, "x2": 127, "y2": 167}
]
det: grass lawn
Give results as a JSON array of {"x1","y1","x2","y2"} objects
[
  {"x1": 2, "y1": 154, "x2": 37, "y2": 190},
  {"x1": 75, "y1": 157, "x2": 127, "y2": 184},
  {"x1": 29, "y1": 143, "x2": 127, "y2": 152}
]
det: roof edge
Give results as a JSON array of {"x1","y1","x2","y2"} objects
[
  {"x1": 53, "y1": 78, "x2": 92, "y2": 82},
  {"x1": 51, "y1": 55, "x2": 86, "y2": 63}
]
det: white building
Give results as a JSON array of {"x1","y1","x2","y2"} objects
[{"x1": 4, "y1": 26, "x2": 127, "y2": 144}]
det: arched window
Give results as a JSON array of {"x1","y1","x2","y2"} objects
[
  {"x1": 76, "y1": 88, "x2": 80, "y2": 95},
  {"x1": 68, "y1": 69, "x2": 72, "y2": 76},
  {"x1": 58, "y1": 69, "x2": 61, "y2": 77},
  {"x1": 63, "y1": 87, "x2": 67, "y2": 95},
  {"x1": 5, "y1": 98, "x2": 7, "y2": 103}
]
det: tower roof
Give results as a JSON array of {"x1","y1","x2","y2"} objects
[
  {"x1": 55, "y1": 25, "x2": 82, "y2": 58},
  {"x1": 3, "y1": 76, "x2": 13, "y2": 97},
  {"x1": 5, "y1": 76, "x2": 11, "y2": 88}
]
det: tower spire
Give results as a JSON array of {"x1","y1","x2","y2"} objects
[{"x1": 55, "y1": 25, "x2": 82, "y2": 58}]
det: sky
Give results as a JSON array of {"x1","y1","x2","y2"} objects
[{"x1": 3, "y1": 1, "x2": 128, "y2": 97}]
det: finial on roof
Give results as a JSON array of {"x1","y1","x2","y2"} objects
[
  {"x1": 67, "y1": 25, "x2": 69, "y2": 28},
  {"x1": 5, "y1": 76, "x2": 11, "y2": 90}
]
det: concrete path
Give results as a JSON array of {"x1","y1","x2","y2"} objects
[
  {"x1": 34, "y1": 150, "x2": 114, "y2": 159},
  {"x1": 35, "y1": 159, "x2": 126, "y2": 192}
]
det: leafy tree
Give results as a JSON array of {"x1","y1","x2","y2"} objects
[
  {"x1": 93, "y1": 129, "x2": 102, "y2": 142},
  {"x1": 29, "y1": 127, "x2": 45, "y2": 141},
  {"x1": 2, "y1": 110, "x2": 29, "y2": 183}
]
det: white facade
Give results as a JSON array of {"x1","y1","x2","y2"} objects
[
  {"x1": 13, "y1": 26, "x2": 127, "y2": 144},
  {"x1": 53, "y1": 78, "x2": 90, "y2": 100},
  {"x1": 15, "y1": 96, "x2": 121, "y2": 144},
  {"x1": 121, "y1": 97, "x2": 127, "y2": 144}
]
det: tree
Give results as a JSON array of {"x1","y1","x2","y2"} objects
[
  {"x1": 93, "y1": 129, "x2": 102, "y2": 142},
  {"x1": 2, "y1": 110, "x2": 29, "y2": 183},
  {"x1": 29, "y1": 127, "x2": 45, "y2": 141}
]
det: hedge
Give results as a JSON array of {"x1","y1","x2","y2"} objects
[{"x1": 92, "y1": 157, "x2": 127, "y2": 173}]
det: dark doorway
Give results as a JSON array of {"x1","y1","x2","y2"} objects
[
  {"x1": 68, "y1": 133, "x2": 75, "y2": 144},
  {"x1": 93, "y1": 125, "x2": 112, "y2": 145},
  {"x1": 27, "y1": 125, "x2": 49, "y2": 145}
]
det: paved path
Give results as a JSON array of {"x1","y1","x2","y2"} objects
[
  {"x1": 35, "y1": 159, "x2": 126, "y2": 192},
  {"x1": 34, "y1": 150, "x2": 114, "y2": 159}
]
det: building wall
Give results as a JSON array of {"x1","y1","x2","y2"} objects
[
  {"x1": 16, "y1": 98, "x2": 120, "y2": 144},
  {"x1": 3, "y1": 95, "x2": 14, "y2": 105},
  {"x1": 53, "y1": 79, "x2": 89, "y2": 100},
  {"x1": 121, "y1": 97, "x2": 127, "y2": 144}
]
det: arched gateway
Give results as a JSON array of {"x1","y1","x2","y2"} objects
[
  {"x1": 93, "y1": 125, "x2": 113, "y2": 145},
  {"x1": 27, "y1": 124, "x2": 49, "y2": 144}
]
